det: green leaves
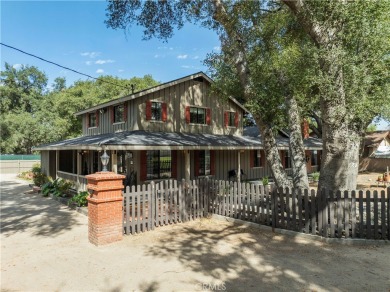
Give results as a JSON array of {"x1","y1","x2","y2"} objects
[{"x1": 0, "y1": 63, "x2": 159, "y2": 154}]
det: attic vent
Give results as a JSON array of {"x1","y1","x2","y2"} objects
[{"x1": 194, "y1": 76, "x2": 204, "y2": 82}]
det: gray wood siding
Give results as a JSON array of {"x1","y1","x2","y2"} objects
[{"x1": 82, "y1": 79, "x2": 244, "y2": 136}]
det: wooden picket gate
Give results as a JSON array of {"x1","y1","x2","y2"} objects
[{"x1": 123, "y1": 179, "x2": 208, "y2": 235}]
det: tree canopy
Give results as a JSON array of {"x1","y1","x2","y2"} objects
[
  {"x1": 106, "y1": 0, "x2": 390, "y2": 190},
  {"x1": 0, "y1": 63, "x2": 159, "y2": 154}
]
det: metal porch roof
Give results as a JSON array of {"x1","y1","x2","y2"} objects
[{"x1": 34, "y1": 130, "x2": 322, "y2": 151}]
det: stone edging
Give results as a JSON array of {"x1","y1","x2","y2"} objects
[{"x1": 211, "y1": 214, "x2": 390, "y2": 246}]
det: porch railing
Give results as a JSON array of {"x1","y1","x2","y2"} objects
[{"x1": 57, "y1": 171, "x2": 87, "y2": 191}]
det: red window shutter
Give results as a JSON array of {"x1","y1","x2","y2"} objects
[
  {"x1": 224, "y1": 112, "x2": 229, "y2": 127},
  {"x1": 261, "y1": 150, "x2": 266, "y2": 167},
  {"x1": 194, "y1": 150, "x2": 200, "y2": 177},
  {"x1": 110, "y1": 106, "x2": 114, "y2": 124},
  {"x1": 140, "y1": 150, "x2": 147, "y2": 181},
  {"x1": 250, "y1": 150, "x2": 254, "y2": 168},
  {"x1": 206, "y1": 108, "x2": 211, "y2": 125},
  {"x1": 280, "y1": 151, "x2": 286, "y2": 168},
  {"x1": 162, "y1": 103, "x2": 167, "y2": 122},
  {"x1": 185, "y1": 106, "x2": 190, "y2": 124},
  {"x1": 146, "y1": 101, "x2": 152, "y2": 121},
  {"x1": 171, "y1": 150, "x2": 177, "y2": 178},
  {"x1": 86, "y1": 113, "x2": 89, "y2": 128},
  {"x1": 234, "y1": 112, "x2": 239, "y2": 127},
  {"x1": 95, "y1": 110, "x2": 99, "y2": 127},
  {"x1": 210, "y1": 150, "x2": 216, "y2": 175},
  {"x1": 123, "y1": 103, "x2": 128, "y2": 122}
]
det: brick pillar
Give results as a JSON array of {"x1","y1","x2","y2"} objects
[{"x1": 86, "y1": 172, "x2": 125, "y2": 246}]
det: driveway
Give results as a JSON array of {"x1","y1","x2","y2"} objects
[{"x1": 1, "y1": 174, "x2": 390, "y2": 292}]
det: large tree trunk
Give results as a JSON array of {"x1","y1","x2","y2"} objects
[
  {"x1": 254, "y1": 116, "x2": 292, "y2": 189},
  {"x1": 282, "y1": 0, "x2": 360, "y2": 190},
  {"x1": 286, "y1": 96, "x2": 309, "y2": 189},
  {"x1": 213, "y1": 0, "x2": 292, "y2": 188}
]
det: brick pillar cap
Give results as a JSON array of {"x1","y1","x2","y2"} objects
[{"x1": 85, "y1": 171, "x2": 126, "y2": 180}]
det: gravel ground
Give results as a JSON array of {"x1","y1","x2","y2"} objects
[{"x1": 1, "y1": 174, "x2": 390, "y2": 292}]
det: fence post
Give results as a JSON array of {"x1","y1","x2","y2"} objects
[
  {"x1": 388, "y1": 187, "x2": 390, "y2": 240},
  {"x1": 271, "y1": 186, "x2": 276, "y2": 233},
  {"x1": 86, "y1": 171, "x2": 125, "y2": 246}
]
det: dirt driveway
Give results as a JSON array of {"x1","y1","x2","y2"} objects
[{"x1": 1, "y1": 174, "x2": 390, "y2": 292}]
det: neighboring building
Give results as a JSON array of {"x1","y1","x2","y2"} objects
[
  {"x1": 34, "y1": 72, "x2": 322, "y2": 190},
  {"x1": 362, "y1": 131, "x2": 390, "y2": 158}
]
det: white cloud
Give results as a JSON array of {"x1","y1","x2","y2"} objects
[
  {"x1": 85, "y1": 61, "x2": 92, "y2": 65},
  {"x1": 193, "y1": 56, "x2": 200, "y2": 60},
  {"x1": 96, "y1": 69, "x2": 104, "y2": 74},
  {"x1": 80, "y1": 51, "x2": 101, "y2": 58},
  {"x1": 177, "y1": 54, "x2": 188, "y2": 59},
  {"x1": 12, "y1": 64, "x2": 22, "y2": 69},
  {"x1": 95, "y1": 59, "x2": 115, "y2": 65},
  {"x1": 154, "y1": 54, "x2": 160, "y2": 58},
  {"x1": 181, "y1": 65, "x2": 191, "y2": 69},
  {"x1": 213, "y1": 46, "x2": 221, "y2": 51},
  {"x1": 118, "y1": 69, "x2": 124, "y2": 73}
]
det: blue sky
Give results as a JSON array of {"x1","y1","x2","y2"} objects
[
  {"x1": 1, "y1": 1, "x2": 388, "y2": 130},
  {"x1": 1, "y1": 0, "x2": 220, "y2": 86}
]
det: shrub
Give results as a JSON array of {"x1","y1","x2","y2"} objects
[
  {"x1": 31, "y1": 165, "x2": 47, "y2": 187},
  {"x1": 262, "y1": 176, "x2": 269, "y2": 185},
  {"x1": 52, "y1": 179, "x2": 73, "y2": 197},
  {"x1": 312, "y1": 172, "x2": 320, "y2": 182},
  {"x1": 68, "y1": 191, "x2": 89, "y2": 207}
]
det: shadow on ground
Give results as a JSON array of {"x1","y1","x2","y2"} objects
[
  {"x1": 0, "y1": 178, "x2": 81, "y2": 238},
  {"x1": 141, "y1": 218, "x2": 389, "y2": 291}
]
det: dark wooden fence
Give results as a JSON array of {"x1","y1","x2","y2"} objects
[{"x1": 123, "y1": 179, "x2": 390, "y2": 240}]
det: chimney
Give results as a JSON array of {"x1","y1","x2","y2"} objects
[{"x1": 301, "y1": 119, "x2": 310, "y2": 139}]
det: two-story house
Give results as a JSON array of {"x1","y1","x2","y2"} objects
[{"x1": 35, "y1": 72, "x2": 322, "y2": 190}]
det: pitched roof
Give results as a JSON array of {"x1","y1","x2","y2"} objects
[
  {"x1": 243, "y1": 126, "x2": 322, "y2": 150},
  {"x1": 363, "y1": 131, "x2": 390, "y2": 148},
  {"x1": 74, "y1": 71, "x2": 248, "y2": 116},
  {"x1": 34, "y1": 128, "x2": 322, "y2": 151},
  {"x1": 34, "y1": 130, "x2": 262, "y2": 151}
]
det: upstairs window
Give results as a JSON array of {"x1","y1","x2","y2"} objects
[
  {"x1": 114, "y1": 104, "x2": 124, "y2": 123},
  {"x1": 146, "y1": 101, "x2": 167, "y2": 122},
  {"x1": 151, "y1": 102, "x2": 162, "y2": 121},
  {"x1": 88, "y1": 113, "x2": 96, "y2": 128},
  {"x1": 186, "y1": 106, "x2": 211, "y2": 125},
  {"x1": 190, "y1": 107, "x2": 205, "y2": 124},
  {"x1": 224, "y1": 111, "x2": 239, "y2": 128},
  {"x1": 110, "y1": 103, "x2": 127, "y2": 124}
]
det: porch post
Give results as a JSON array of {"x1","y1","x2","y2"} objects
[
  {"x1": 55, "y1": 150, "x2": 59, "y2": 179},
  {"x1": 76, "y1": 151, "x2": 81, "y2": 191},
  {"x1": 184, "y1": 150, "x2": 190, "y2": 183},
  {"x1": 111, "y1": 151, "x2": 117, "y2": 173},
  {"x1": 86, "y1": 171, "x2": 125, "y2": 245},
  {"x1": 237, "y1": 150, "x2": 241, "y2": 183}
]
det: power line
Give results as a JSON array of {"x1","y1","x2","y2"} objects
[{"x1": 0, "y1": 42, "x2": 131, "y2": 91}]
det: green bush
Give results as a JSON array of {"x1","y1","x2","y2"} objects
[
  {"x1": 68, "y1": 191, "x2": 89, "y2": 207},
  {"x1": 312, "y1": 172, "x2": 320, "y2": 182},
  {"x1": 262, "y1": 176, "x2": 269, "y2": 186},
  {"x1": 41, "y1": 178, "x2": 73, "y2": 198},
  {"x1": 31, "y1": 164, "x2": 47, "y2": 187}
]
